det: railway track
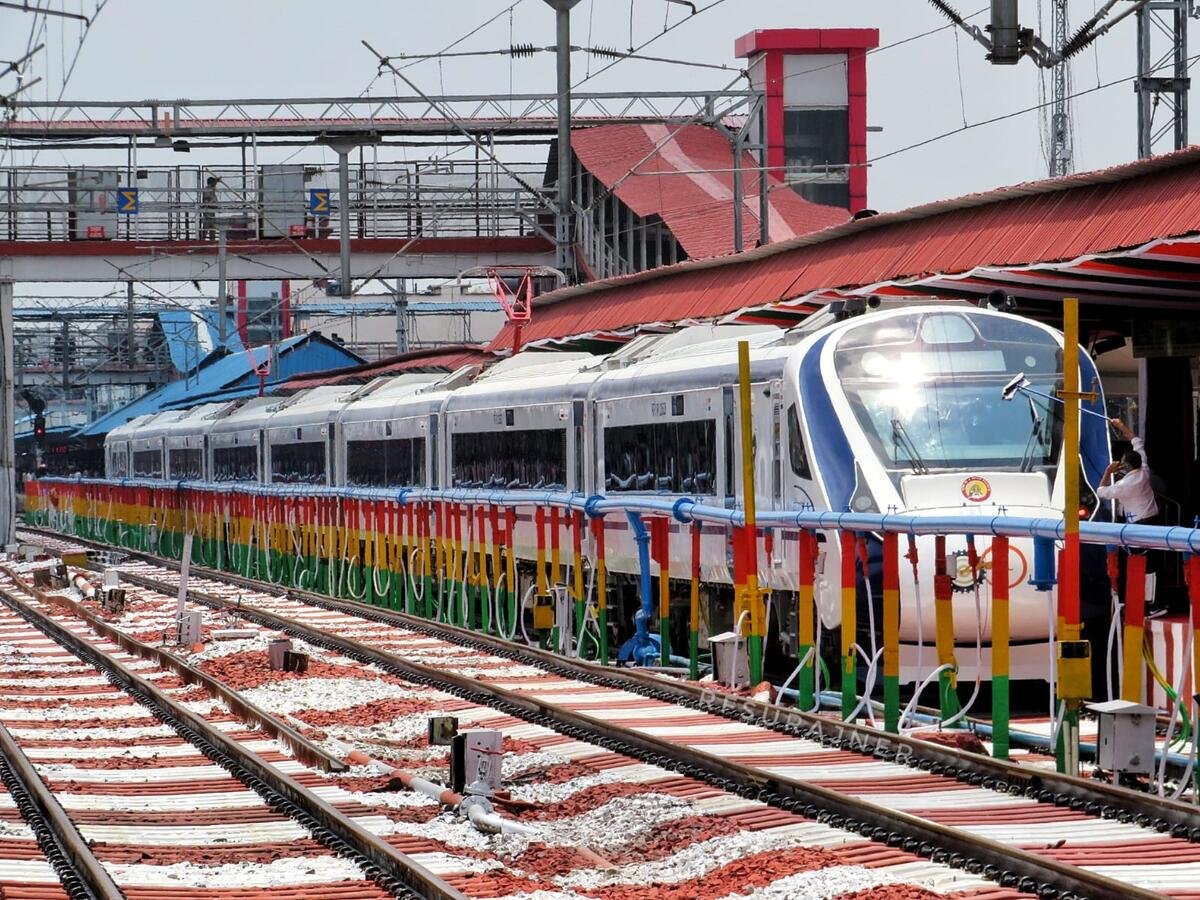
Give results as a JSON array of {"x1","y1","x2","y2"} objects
[
  {"x1": 19, "y1": 529, "x2": 1200, "y2": 898},
  {"x1": 0, "y1": 566, "x2": 465, "y2": 900},
  {"x1": 5, "y1": 534, "x2": 1043, "y2": 900}
]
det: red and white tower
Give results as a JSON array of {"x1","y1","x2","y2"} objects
[{"x1": 735, "y1": 28, "x2": 879, "y2": 214}]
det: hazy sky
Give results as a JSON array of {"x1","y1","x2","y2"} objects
[{"x1": 0, "y1": 1, "x2": 1171, "y2": 214}]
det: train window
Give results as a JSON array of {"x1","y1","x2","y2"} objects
[
  {"x1": 346, "y1": 438, "x2": 426, "y2": 487},
  {"x1": 786, "y1": 405, "x2": 812, "y2": 479},
  {"x1": 109, "y1": 448, "x2": 128, "y2": 478},
  {"x1": 131, "y1": 449, "x2": 163, "y2": 479},
  {"x1": 271, "y1": 440, "x2": 326, "y2": 485},
  {"x1": 451, "y1": 428, "x2": 566, "y2": 489},
  {"x1": 604, "y1": 419, "x2": 716, "y2": 494},
  {"x1": 836, "y1": 311, "x2": 1065, "y2": 472},
  {"x1": 213, "y1": 445, "x2": 258, "y2": 482},
  {"x1": 168, "y1": 448, "x2": 203, "y2": 480}
]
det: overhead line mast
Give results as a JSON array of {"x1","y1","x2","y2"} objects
[{"x1": 928, "y1": 0, "x2": 1190, "y2": 170}]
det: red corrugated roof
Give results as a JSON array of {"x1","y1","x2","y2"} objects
[
  {"x1": 284, "y1": 344, "x2": 493, "y2": 389},
  {"x1": 493, "y1": 146, "x2": 1200, "y2": 349},
  {"x1": 571, "y1": 124, "x2": 848, "y2": 260}
]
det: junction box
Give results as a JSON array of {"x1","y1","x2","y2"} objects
[
  {"x1": 709, "y1": 631, "x2": 751, "y2": 689},
  {"x1": 1087, "y1": 699, "x2": 1156, "y2": 777},
  {"x1": 1056, "y1": 640, "x2": 1092, "y2": 700},
  {"x1": 450, "y1": 728, "x2": 503, "y2": 796}
]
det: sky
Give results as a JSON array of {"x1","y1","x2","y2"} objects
[{"x1": 0, "y1": 0, "x2": 1178, "y2": 304}]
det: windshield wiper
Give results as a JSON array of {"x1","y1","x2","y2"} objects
[
  {"x1": 891, "y1": 418, "x2": 930, "y2": 475},
  {"x1": 1018, "y1": 394, "x2": 1048, "y2": 474}
]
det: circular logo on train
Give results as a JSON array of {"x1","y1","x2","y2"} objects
[{"x1": 960, "y1": 475, "x2": 992, "y2": 503}]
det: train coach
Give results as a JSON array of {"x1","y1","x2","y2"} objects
[{"x1": 103, "y1": 300, "x2": 1111, "y2": 684}]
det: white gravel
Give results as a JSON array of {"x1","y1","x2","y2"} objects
[
  {"x1": 104, "y1": 855, "x2": 369, "y2": 888},
  {"x1": 720, "y1": 864, "x2": 927, "y2": 899},
  {"x1": 503, "y1": 750, "x2": 572, "y2": 778},
  {"x1": 537, "y1": 793, "x2": 695, "y2": 850},
  {"x1": 238, "y1": 676, "x2": 430, "y2": 714},
  {"x1": 555, "y1": 827, "x2": 833, "y2": 889}
]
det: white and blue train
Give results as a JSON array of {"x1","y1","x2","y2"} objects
[{"x1": 105, "y1": 300, "x2": 1111, "y2": 682}]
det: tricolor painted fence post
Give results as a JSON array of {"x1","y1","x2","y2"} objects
[
  {"x1": 590, "y1": 514, "x2": 609, "y2": 666},
  {"x1": 689, "y1": 521, "x2": 702, "y2": 681},
  {"x1": 653, "y1": 516, "x2": 671, "y2": 667},
  {"x1": 1189, "y1": 553, "x2": 1200, "y2": 800},
  {"x1": 572, "y1": 510, "x2": 585, "y2": 647},
  {"x1": 796, "y1": 529, "x2": 817, "y2": 710},
  {"x1": 1121, "y1": 553, "x2": 1147, "y2": 703},
  {"x1": 839, "y1": 529, "x2": 857, "y2": 721},
  {"x1": 933, "y1": 534, "x2": 961, "y2": 722},
  {"x1": 882, "y1": 530, "x2": 900, "y2": 733},
  {"x1": 991, "y1": 535, "x2": 1011, "y2": 759}
]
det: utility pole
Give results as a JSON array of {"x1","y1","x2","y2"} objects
[
  {"x1": 1136, "y1": 0, "x2": 1192, "y2": 158},
  {"x1": 1049, "y1": 0, "x2": 1073, "y2": 176},
  {"x1": 125, "y1": 280, "x2": 135, "y2": 365},
  {"x1": 544, "y1": 0, "x2": 582, "y2": 280},
  {"x1": 217, "y1": 227, "x2": 229, "y2": 346},
  {"x1": 0, "y1": 280, "x2": 13, "y2": 547},
  {"x1": 394, "y1": 278, "x2": 409, "y2": 355}
]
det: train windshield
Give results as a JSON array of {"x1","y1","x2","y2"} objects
[{"x1": 833, "y1": 311, "x2": 1063, "y2": 473}]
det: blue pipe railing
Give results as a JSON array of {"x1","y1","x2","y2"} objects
[{"x1": 36, "y1": 476, "x2": 1200, "y2": 551}]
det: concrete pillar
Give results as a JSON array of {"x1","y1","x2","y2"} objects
[{"x1": 0, "y1": 280, "x2": 13, "y2": 545}]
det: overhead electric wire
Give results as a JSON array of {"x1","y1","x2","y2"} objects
[
  {"x1": 575, "y1": 0, "x2": 729, "y2": 88},
  {"x1": 582, "y1": 7, "x2": 989, "y2": 216}
]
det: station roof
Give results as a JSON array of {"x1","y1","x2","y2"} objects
[
  {"x1": 492, "y1": 146, "x2": 1200, "y2": 350},
  {"x1": 283, "y1": 343, "x2": 493, "y2": 389},
  {"x1": 79, "y1": 333, "x2": 362, "y2": 439},
  {"x1": 571, "y1": 123, "x2": 848, "y2": 260}
]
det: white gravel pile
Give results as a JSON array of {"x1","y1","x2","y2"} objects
[
  {"x1": 239, "y1": 677, "x2": 431, "y2": 714},
  {"x1": 506, "y1": 768, "x2": 660, "y2": 805},
  {"x1": 503, "y1": 750, "x2": 571, "y2": 779},
  {"x1": 720, "y1": 865, "x2": 926, "y2": 899},
  {"x1": 104, "y1": 855, "x2": 368, "y2": 888},
  {"x1": 531, "y1": 793, "x2": 695, "y2": 850},
  {"x1": 554, "y1": 827, "x2": 836, "y2": 890}
]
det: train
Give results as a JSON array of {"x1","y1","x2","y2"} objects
[{"x1": 104, "y1": 300, "x2": 1111, "y2": 684}]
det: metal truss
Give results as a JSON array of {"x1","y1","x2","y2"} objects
[{"x1": 1, "y1": 90, "x2": 762, "y2": 144}]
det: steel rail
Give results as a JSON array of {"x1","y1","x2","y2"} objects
[
  {"x1": 61, "y1": 529, "x2": 1197, "y2": 843},
  {"x1": 27, "y1": 523, "x2": 1200, "y2": 840},
  {"x1": 102, "y1": 566, "x2": 1166, "y2": 900},
  {"x1": 2, "y1": 566, "x2": 346, "y2": 774},
  {"x1": 0, "y1": 719, "x2": 123, "y2": 899},
  {"x1": 0, "y1": 576, "x2": 466, "y2": 900}
]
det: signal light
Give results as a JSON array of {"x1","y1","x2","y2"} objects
[{"x1": 33, "y1": 414, "x2": 46, "y2": 443}]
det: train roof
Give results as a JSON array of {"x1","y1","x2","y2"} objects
[
  {"x1": 336, "y1": 373, "x2": 446, "y2": 424},
  {"x1": 207, "y1": 396, "x2": 277, "y2": 436},
  {"x1": 105, "y1": 413, "x2": 156, "y2": 443},
  {"x1": 257, "y1": 385, "x2": 358, "y2": 432}
]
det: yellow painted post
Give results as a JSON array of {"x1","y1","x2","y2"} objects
[
  {"x1": 737, "y1": 341, "x2": 763, "y2": 684},
  {"x1": 1056, "y1": 297, "x2": 1090, "y2": 776}
]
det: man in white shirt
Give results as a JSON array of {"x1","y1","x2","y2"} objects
[{"x1": 1097, "y1": 418, "x2": 1160, "y2": 524}]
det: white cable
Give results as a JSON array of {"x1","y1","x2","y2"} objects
[
  {"x1": 900, "y1": 664, "x2": 955, "y2": 732},
  {"x1": 846, "y1": 645, "x2": 882, "y2": 725},
  {"x1": 1157, "y1": 632, "x2": 1193, "y2": 797},
  {"x1": 518, "y1": 582, "x2": 537, "y2": 645},
  {"x1": 940, "y1": 580, "x2": 984, "y2": 729}
]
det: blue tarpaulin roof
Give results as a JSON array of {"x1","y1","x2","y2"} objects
[
  {"x1": 157, "y1": 309, "x2": 244, "y2": 373},
  {"x1": 77, "y1": 333, "x2": 362, "y2": 439}
]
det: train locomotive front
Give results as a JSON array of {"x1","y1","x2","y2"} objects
[{"x1": 785, "y1": 305, "x2": 1110, "y2": 682}]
